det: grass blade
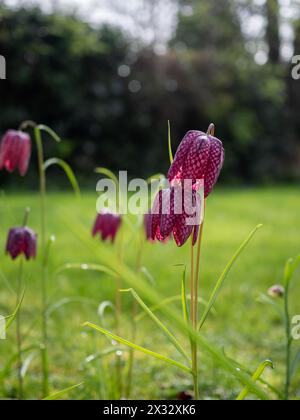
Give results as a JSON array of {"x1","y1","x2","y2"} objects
[
  {"x1": 64, "y1": 217, "x2": 270, "y2": 400},
  {"x1": 284, "y1": 255, "x2": 300, "y2": 288},
  {"x1": 290, "y1": 347, "x2": 300, "y2": 379},
  {"x1": 121, "y1": 288, "x2": 190, "y2": 363},
  {"x1": 198, "y1": 224, "x2": 263, "y2": 330},
  {"x1": 46, "y1": 297, "x2": 97, "y2": 318},
  {"x1": 83, "y1": 322, "x2": 192, "y2": 374},
  {"x1": 43, "y1": 382, "x2": 84, "y2": 400},
  {"x1": 236, "y1": 360, "x2": 274, "y2": 400},
  {"x1": 167, "y1": 120, "x2": 173, "y2": 163},
  {"x1": 43, "y1": 158, "x2": 80, "y2": 198}
]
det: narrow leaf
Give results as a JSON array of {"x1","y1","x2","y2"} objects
[
  {"x1": 46, "y1": 297, "x2": 97, "y2": 318},
  {"x1": 43, "y1": 382, "x2": 84, "y2": 400},
  {"x1": 95, "y1": 167, "x2": 119, "y2": 187},
  {"x1": 0, "y1": 289, "x2": 25, "y2": 336},
  {"x1": 37, "y1": 124, "x2": 61, "y2": 143},
  {"x1": 83, "y1": 322, "x2": 192, "y2": 374},
  {"x1": 290, "y1": 347, "x2": 300, "y2": 378},
  {"x1": 198, "y1": 224, "x2": 263, "y2": 330},
  {"x1": 43, "y1": 158, "x2": 80, "y2": 198},
  {"x1": 55, "y1": 263, "x2": 116, "y2": 278},
  {"x1": 236, "y1": 360, "x2": 274, "y2": 400},
  {"x1": 168, "y1": 120, "x2": 173, "y2": 163}
]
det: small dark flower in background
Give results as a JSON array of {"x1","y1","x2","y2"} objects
[
  {"x1": 176, "y1": 390, "x2": 193, "y2": 400},
  {"x1": 0, "y1": 130, "x2": 31, "y2": 176},
  {"x1": 92, "y1": 211, "x2": 122, "y2": 243},
  {"x1": 6, "y1": 226, "x2": 37, "y2": 260},
  {"x1": 268, "y1": 285, "x2": 285, "y2": 298},
  {"x1": 150, "y1": 186, "x2": 201, "y2": 247},
  {"x1": 168, "y1": 128, "x2": 224, "y2": 197}
]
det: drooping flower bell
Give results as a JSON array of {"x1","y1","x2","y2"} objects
[
  {"x1": 0, "y1": 130, "x2": 32, "y2": 176},
  {"x1": 150, "y1": 185, "x2": 201, "y2": 247},
  {"x1": 168, "y1": 124, "x2": 225, "y2": 198},
  {"x1": 6, "y1": 226, "x2": 37, "y2": 260},
  {"x1": 92, "y1": 211, "x2": 122, "y2": 243}
]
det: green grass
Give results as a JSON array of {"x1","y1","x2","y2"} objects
[{"x1": 0, "y1": 187, "x2": 299, "y2": 400}]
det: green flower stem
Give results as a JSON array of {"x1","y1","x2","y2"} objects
[
  {"x1": 34, "y1": 126, "x2": 49, "y2": 397},
  {"x1": 284, "y1": 282, "x2": 291, "y2": 400},
  {"x1": 115, "y1": 228, "x2": 124, "y2": 398},
  {"x1": 16, "y1": 258, "x2": 24, "y2": 400},
  {"x1": 126, "y1": 230, "x2": 144, "y2": 398},
  {"x1": 191, "y1": 200, "x2": 206, "y2": 400}
]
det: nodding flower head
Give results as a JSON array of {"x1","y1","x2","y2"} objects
[
  {"x1": 92, "y1": 211, "x2": 122, "y2": 243},
  {"x1": 150, "y1": 186, "x2": 201, "y2": 247},
  {"x1": 0, "y1": 130, "x2": 32, "y2": 176},
  {"x1": 168, "y1": 125, "x2": 224, "y2": 198},
  {"x1": 6, "y1": 226, "x2": 37, "y2": 260}
]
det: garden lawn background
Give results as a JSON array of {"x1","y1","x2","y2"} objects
[{"x1": 0, "y1": 187, "x2": 299, "y2": 400}]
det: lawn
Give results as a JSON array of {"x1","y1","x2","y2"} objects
[{"x1": 0, "y1": 187, "x2": 299, "y2": 400}]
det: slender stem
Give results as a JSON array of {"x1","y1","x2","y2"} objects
[
  {"x1": 125, "y1": 229, "x2": 144, "y2": 398},
  {"x1": 18, "y1": 120, "x2": 37, "y2": 132},
  {"x1": 22, "y1": 207, "x2": 30, "y2": 226},
  {"x1": 284, "y1": 284, "x2": 291, "y2": 400},
  {"x1": 16, "y1": 258, "x2": 24, "y2": 400},
  {"x1": 207, "y1": 123, "x2": 215, "y2": 137},
  {"x1": 34, "y1": 126, "x2": 49, "y2": 397}
]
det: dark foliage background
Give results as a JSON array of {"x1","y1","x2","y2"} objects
[{"x1": 0, "y1": 0, "x2": 299, "y2": 188}]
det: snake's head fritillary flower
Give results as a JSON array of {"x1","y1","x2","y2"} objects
[
  {"x1": 268, "y1": 285, "x2": 285, "y2": 298},
  {"x1": 168, "y1": 125, "x2": 224, "y2": 198},
  {"x1": 0, "y1": 130, "x2": 32, "y2": 176},
  {"x1": 151, "y1": 186, "x2": 201, "y2": 247},
  {"x1": 92, "y1": 211, "x2": 122, "y2": 243},
  {"x1": 6, "y1": 226, "x2": 37, "y2": 260}
]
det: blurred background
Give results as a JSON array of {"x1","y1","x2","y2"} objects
[{"x1": 0, "y1": 0, "x2": 299, "y2": 188}]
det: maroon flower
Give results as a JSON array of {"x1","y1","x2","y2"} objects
[
  {"x1": 6, "y1": 227, "x2": 37, "y2": 260},
  {"x1": 168, "y1": 129, "x2": 224, "y2": 197},
  {"x1": 92, "y1": 211, "x2": 122, "y2": 243},
  {"x1": 0, "y1": 130, "x2": 31, "y2": 176},
  {"x1": 150, "y1": 186, "x2": 201, "y2": 247}
]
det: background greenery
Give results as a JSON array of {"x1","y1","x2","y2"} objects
[{"x1": 0, "y1": 0, "x2": 299, "y2": 187}]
